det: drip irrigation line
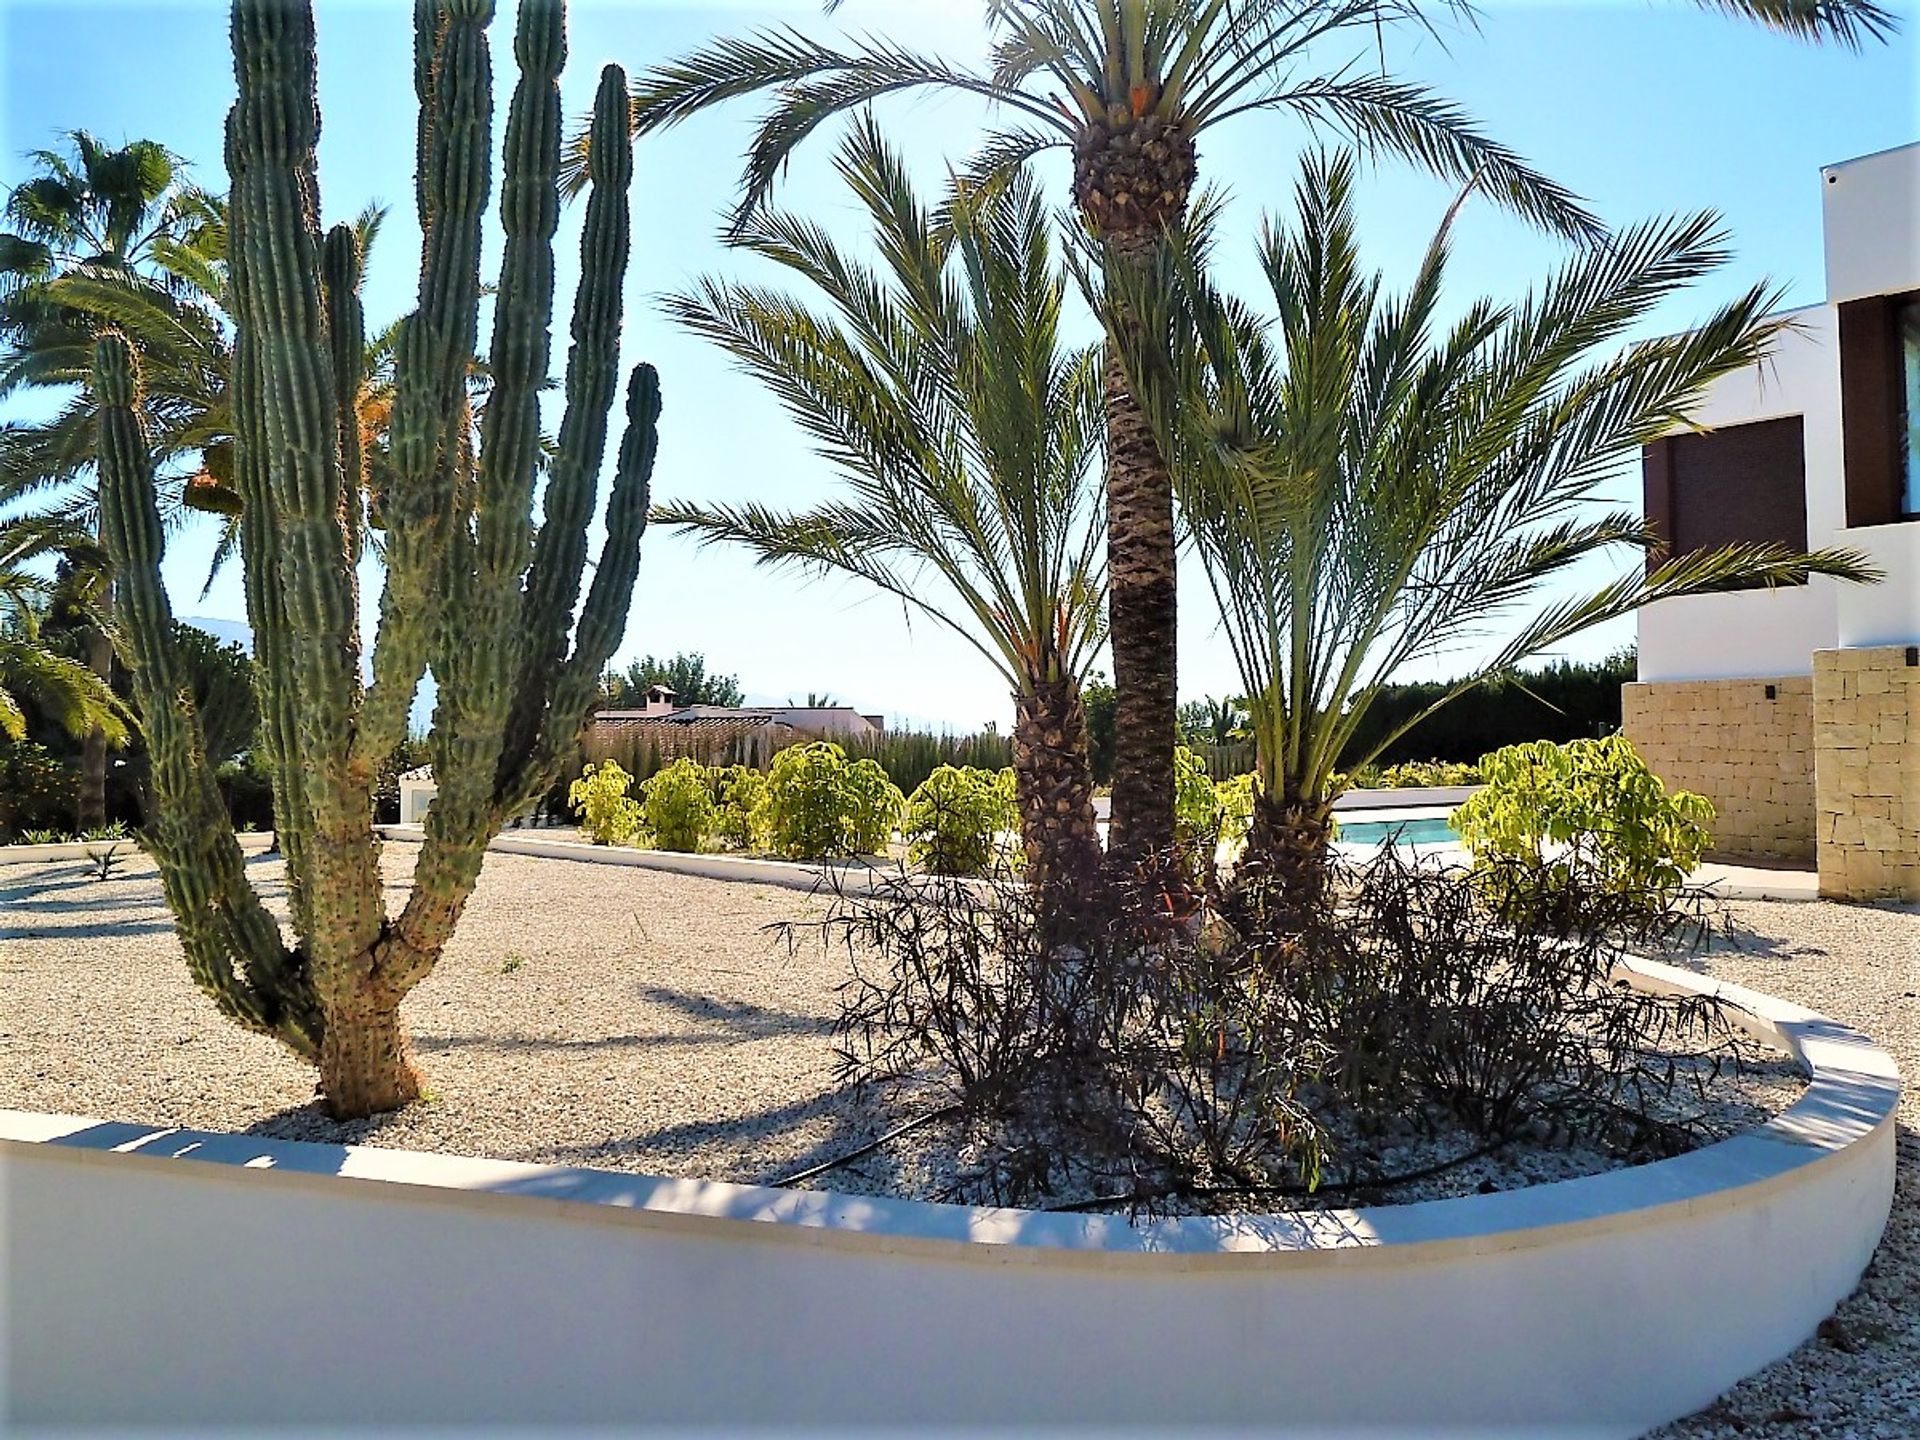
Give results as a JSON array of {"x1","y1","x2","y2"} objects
[
  {"x1": 772, "y1": 1103, "x2": 965, "y2": 1187},
  {"x1": 1039, "y1": 1132, "x2": 1523, "y2": 1214}
]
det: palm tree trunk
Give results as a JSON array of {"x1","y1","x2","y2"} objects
[
  {"x1": 1011, "y1": 674, "x2": 1103, "y2": 898},
  {"x1": 77, "y1": 621, "x2": 113, "y2": 830},
  {"x1": 1243, "y1": 792, "x2": 1336, "y2": 927},
  {"x1": 1100, "y1": 230, "x2": 1178, "y2": 864}
]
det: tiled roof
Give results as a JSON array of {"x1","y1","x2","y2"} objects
[{"x1": 592, "y1": 712, "x2": 780, "y2": 731}]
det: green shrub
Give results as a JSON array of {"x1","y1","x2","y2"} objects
[
  {"x1": 1452, "y1": 736, "x2": 1713, "y2": 918},
  {"x1": 0, "y1": 742, "x2": 77, "y2": 842},
  {"x1": 639, "y1": 758, "x2": 715, "y2": 852},
  {"x1": 217, "y1": 754, "x2": 278, "y2": 831},
  {"x1": 904, "y1": 764, "x2": 1017, "y2": 875},
  {"x1": 1215, "y1": 772, "x2": 1258, "y2": 845},
  {"x1": 568, "y1": 760, "x2": 644, "y2": 847},
  {"x1": 1172, "y1": 744, "x2": 1224, "y2": 845},
  {"x1": 766, "y1": 741, "x2": 904, "y2": 860},
  {"x1": 708, "y1": 764, "x2": 769, "y2": 851}
]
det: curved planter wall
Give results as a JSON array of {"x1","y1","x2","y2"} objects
[{"x1": 0, "y1": 958, "x2": 1897, "y2": 1436}]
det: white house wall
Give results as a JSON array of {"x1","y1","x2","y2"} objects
[
  {"x1": 1636, "y1": 306, "x2": 1845, "y2": 681},
  {"x1": 1837, "y1": 523, "x2": 1920, "y2": 648},
  {"x1": 1823, "y1": 145, "x2": 1920, "y2": 305},
  {"x1": 1639, "y1": 588, "x2": 1835, "y2": 683}
]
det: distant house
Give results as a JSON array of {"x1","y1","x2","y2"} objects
[
  {"x1": 391, "y1": 688, "x2": 888, "y2": 824},
  {"x1": 396, "y1": 766, "x2": 436, "y2": 824},
  {"x1": 587, "y1": 686, "x2": 885, "y2": 769}
]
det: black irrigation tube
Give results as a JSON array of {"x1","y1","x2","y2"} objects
[
  {"x1": 771, "y1": 1103, "x2": 966, "y2": 1187},
  {"x1": 1037, "y1": 1133, "x2": 1524, "y2": 1215}
]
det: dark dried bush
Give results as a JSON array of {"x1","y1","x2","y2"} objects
[{"x1": 785, "y1": 846, "x2": 1752, "y2": 1214}]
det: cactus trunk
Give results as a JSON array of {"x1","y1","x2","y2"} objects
[
  {"x1": 93, "y1": 0, "x2": 659, "y2": 1120},
  {"x1": 319, "y1": 976, "x2": 420, "y2": 1116}
]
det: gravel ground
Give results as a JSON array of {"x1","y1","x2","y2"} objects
[
  {"x1": 1646, "y1": 898, "x2": 1920, "y2": 1440},
  {"x1": 0, "y1": 846, "x2": 875, "y2": 1183},
  {"x1": 1, "y1": 849, "x2": 1912, "y2": 1433}
]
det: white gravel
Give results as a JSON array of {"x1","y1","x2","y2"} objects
[
  {"x1": 1644, "y1": 898, "x2": 1920, "y2": 1440},
  {"x1": 1, "y1": 849, "x2": 1911, "y2": 1434},
  {"x1": 0, "y1": 846, "x2": 876, "y2": 1182}
]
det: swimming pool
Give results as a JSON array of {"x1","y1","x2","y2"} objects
[{"x1": 1334, "y1": 815, "x2": 1461, "y2": 847}]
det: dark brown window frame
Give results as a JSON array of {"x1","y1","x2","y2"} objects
[{"x1": 1838, "y1": 288, "x2": 1920, "y2": 527}]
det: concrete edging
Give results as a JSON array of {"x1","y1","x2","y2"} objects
[
  {"x1": 379, "y1": 823, "x2": 888, "y2": 893},
  {"x1": 0, "y1": 831, "x2": 276, "y2": 867},
  {"x1": 0, "y1": 957, "x2": 1897, "y2": 1434}
]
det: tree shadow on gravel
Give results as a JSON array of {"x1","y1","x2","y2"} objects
[
  {"x1": 627, "y1": 983, "x2": 836, "y2": 1039},
  {"x1": 410, "y1": 1028, "x2": 751, "y2": 1055},
  {"x1": 500, "y1": 1084, "x2": 910, "y2": 1194}
]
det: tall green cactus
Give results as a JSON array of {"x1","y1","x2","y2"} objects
[{"x1": 93, "y1": 0, "x2": 658, "y2": 1119}]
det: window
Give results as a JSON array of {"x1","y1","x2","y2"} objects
[
  {"x1": 1642, "y1": 416, "x2": 1809, "y2": 583},
  {"x1": 1901, "y1": 295, "x2": 1920, "y2": 517},
  {"x1": 1838, "y1": 291, "x2": 1920, "y2": 526}
]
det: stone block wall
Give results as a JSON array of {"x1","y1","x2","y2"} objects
[
  {"x1": 1620, "y1": 678, "x2": 1815, "y2": 863},
  {"x1": 1814, "y1": 646, "x2": 1919, "y2": 902}
]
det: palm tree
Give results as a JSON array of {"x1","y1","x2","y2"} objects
[
  {"x1": 593, "y1": 0, "x2": 1893, "y2": 863},
  {"x1": 0, "y1": 553, "x2": 129, "y2": 751},
  {"x1": 597, "y1": 0, "x2": 1619, "y2": 865},
  {"x1": 0, "y1": 133, "x2": 215, "y2": 825},
  {"x1": 655, "y1": 119, "x2": 1108, "y2": 894},
  {"x1": 1107, "y1": 150, "x2": 1878, "y2": 918}
]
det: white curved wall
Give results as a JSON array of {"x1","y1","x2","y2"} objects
[{"x1": 0, "y1": 960, "x2": 1897, "y2": 1437}]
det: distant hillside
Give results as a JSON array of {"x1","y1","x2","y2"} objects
[{"x1": 180, "y1": 616, "x2": 253, "y2": 652}]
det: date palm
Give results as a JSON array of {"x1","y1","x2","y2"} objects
[
  {"x1": 1, "y1": 133, "x2": 204, "y2": 825},
  {"x1": 1108, "y1": 150, "x2": 1878, "y2": 917},
  {"x1": 655, "y1": 119, "x2": 1107, "y2": 894},
  {"x1": 0, "y1": 550, "x2": 129, "y2": 749}
]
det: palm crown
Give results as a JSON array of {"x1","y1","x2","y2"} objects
[
  {"x1": 656, "y1": 116, "x2": 1107, "y2": 694},
  {"x1": 593, "y1": 0, "x2": 1608, "y2": 241},
  {"x1": 1108, "y1": 149, "x2": 1878, "y2": 835}
]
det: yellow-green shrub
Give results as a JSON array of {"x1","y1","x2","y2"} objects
[
  {"x1": 640, "y1": 758, "x2": 715, "y2": 852},
  {"x1": 568, "y1": 760, "x2": 642, "y2": 846},
  {"x1": 1452, "y1": 736, "x2": 1713, "y2": 909},
  {"x1": 1172, "y1": 744, "x2": 1222, "y2": 845},
  {"x1": 765, "y1": 741, "x2": 904, "y2": 860},
  {"x1": 903, "y1": 764, "x2": 1016, "y2": 875},
  {"x1": 708, "y1": 763, "x2": 768, "y2": 852}
]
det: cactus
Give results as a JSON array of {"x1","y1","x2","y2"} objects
[{"x1": 93, "y1": 0, "x2": 658, "y2": 1119}]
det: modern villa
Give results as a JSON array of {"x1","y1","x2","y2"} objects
[{"x1": 1623, "y1": 141, "x2": 1918, "y2": 900}]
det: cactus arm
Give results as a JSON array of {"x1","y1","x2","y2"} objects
[
  {"x1": 503, "y1": 361, "x2": 659, "y2": 809},
  {"x1": 94, "y1": 333, "x2": 322, "y2": 1059},
  {"x1": 221, "y1": 125, "x2": 317, "y2": 937},
  {"x1": 355, "y1": 0, "x2": 496, "y2": 774},
  {"x1": 323, "y1": 224, "x2": 367, "y2": 568},
  {"x1": 498, "y1": 62, "x2": 632, "y2": 775},
  {"x1": 414, "y1": 0, "x2": 441, "y2": 247},
  {"x1": 400, "y1": 0, "x2": 567, "y2": 957},
  {"x1": 230, "y1": 0, "x2": 383, "y2": 970}
]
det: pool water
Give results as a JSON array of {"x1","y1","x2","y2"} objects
[{"x1": 1334, "y1": 815, "x2": 1461, "y2": 847}]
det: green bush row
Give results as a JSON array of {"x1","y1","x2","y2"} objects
[{"x1": 569, "y1": 744, "x2": 1024, "y2": 866}]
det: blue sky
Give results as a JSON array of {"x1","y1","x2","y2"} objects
[{"x1": 3, "y1": 1, "x2": 1915, "y2": 730}]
